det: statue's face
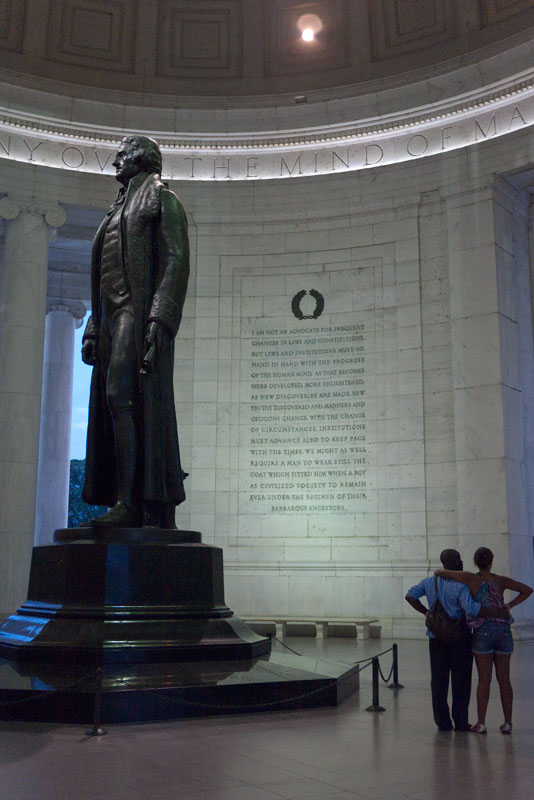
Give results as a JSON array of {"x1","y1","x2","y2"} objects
[{"x1": 112, "y1": 141, "x2": 141, "y2": 185}]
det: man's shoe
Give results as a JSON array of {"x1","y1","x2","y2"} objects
[
  {"x1": 91, "y1": 501, "x2": 142, "y2": 528},
  {"x1": 437, "y1": 725, "x2": 453, "y2": 732},
  {"x1": 454, "y1": 724, "x2": 473, "y2": 732}
]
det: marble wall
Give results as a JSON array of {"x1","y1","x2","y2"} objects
[
  {"x1": 0, "y1": 129, "x2": 533, "y2": 634},
  {"x1": 170, "y1": 133, "x2": 534, "y2": 637}
]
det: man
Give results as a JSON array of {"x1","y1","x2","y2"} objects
[
  {"x1": 405, "y1": 549, "x2": 509, "y2": 732},
  {"x1": 81, "y1": 135, "x2": 189, "y2": 528}
]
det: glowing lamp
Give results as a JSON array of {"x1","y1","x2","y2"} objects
[{"x1": 297, "y1": 13, "x2": 323, "y2": 43}]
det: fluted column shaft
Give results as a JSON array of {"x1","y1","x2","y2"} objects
[
  {"x1": 0, "y1": 197, "x2": 66, "y2": 614},
  {"x1": 34, "y1": 302, "x2": 86, "y2": 545}
]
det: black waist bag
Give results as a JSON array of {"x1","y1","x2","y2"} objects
[{"x1": 426, "y1": 576, "x2": 467, "y2": 643}]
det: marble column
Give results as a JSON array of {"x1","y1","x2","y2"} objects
[
  {"x1": 446, "y1": 182, "x2": 531, "y2": 602},
  {"x1": 34, "y1": 300, "x2": 86, "y2": 545},
  {"x1": 0, "y1": 197, "x2": 66, "y2": 615}
]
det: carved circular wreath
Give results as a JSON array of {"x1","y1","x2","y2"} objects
[{"x1": 291, "y1": 289, "x2": 325, "y2": 320}]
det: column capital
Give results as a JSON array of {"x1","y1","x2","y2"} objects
[
  {"x1": 46, "y1": 298, "x2": 87, "y2": 325},
  {"x1": 0, "y1": 196, "x2": 20, "y2": 220},
  {"x1": 0, "y1": 196, "x2": 66, "y2": 228}
]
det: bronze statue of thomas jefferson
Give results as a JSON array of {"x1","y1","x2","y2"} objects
[{"x1": 81, "y1": 135, "x2": 189, "y2": 528}]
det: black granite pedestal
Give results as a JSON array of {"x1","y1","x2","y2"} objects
[
  {"x1": 0, "y1": 528, "x2": 270, "y2": 663},
  {"x1": 0, "y1": 528, "x2": 360, "y2": 722}
]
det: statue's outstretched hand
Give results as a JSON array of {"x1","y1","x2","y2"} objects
[{"x1": 81, "y1": 337, "x2": 98, "y2": 366}]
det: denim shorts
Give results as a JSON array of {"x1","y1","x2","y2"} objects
[{"x1": 472, "y1": 622, "x2": 513, "y2": 655}]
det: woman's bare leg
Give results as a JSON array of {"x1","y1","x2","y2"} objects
[
  {"x1": 494, "y1": 653, "x2": 513, "y2": 724},
  {"x1": 474, "y1": 653, "x2": 493, "y2": 724}
]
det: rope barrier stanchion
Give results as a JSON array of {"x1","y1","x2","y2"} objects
[
  {"x1": 366, "y1": 657, "x2": 385, "y2": 712},
  {"x1": 85, "y1": 666, "x2": 107, "y2": 737},
  {"x1": 359, "y1": 643, "x2": 402, "y2": 711},
  {"x1": 388, "y1": 643, "x2": 404, "y2": 689}
]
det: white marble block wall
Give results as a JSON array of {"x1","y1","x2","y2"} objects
[
  {"x1": 1, "y1": 131, "x2": 533, "y2": 631},
  {"x1": 493, "y1": 178, "x2": 534, "y2": 628},
  {"x1": 176, "y1": 186, "x2": 430, "y2": 626},
  {"x1": 174, "y1": 154, "x2": 534, "y2": 636},
  {"x1": 447, "y1": 187, "x2": 510, "y2": 568},
  {"x1": 419, "y1": 190, "x2": 457, "y2": 561},
  {"x1": 446, "y1": 178, "x2": 534, "y2": 631}
]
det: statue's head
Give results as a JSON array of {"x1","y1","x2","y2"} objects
[{"x1": 113, "y1": 135, "x2": 162, "y2": 185}]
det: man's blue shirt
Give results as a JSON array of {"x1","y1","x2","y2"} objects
[{"x1": 407, "y1": 576, "x2": 481, "y2": 638}]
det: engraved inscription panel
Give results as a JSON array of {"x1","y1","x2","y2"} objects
[
  {"x1": 239, "y1": 314, "x2": 374, "y2": 516},
  {"x1": 227, "y1": 251, "x2": 425, "y2": 550}
]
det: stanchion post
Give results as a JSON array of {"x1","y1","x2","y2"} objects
[
  {"x1": 388, "y1": 643, "x2": 404, "y2": 689},
  {"x1": 86, "y1": 666, "x2": 108, "y2": 737},
  {"x1": 366, "y1": 657, "x2": 385, "y2": 712}
]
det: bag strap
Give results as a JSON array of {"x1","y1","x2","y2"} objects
[{"x1": 434, "y1": 574, "x2": 439, "y2": 601}]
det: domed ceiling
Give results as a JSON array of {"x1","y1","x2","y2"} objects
[
  {"x1": 1, "y1": 0, "x2": 534, "y2": 104},
  {"x1": 0, "y1": 0, "x2": 533, "y2": 183}
]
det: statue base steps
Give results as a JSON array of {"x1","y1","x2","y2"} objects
[{"x1": 0, "y1": 528, "x2": 359, "y2": 722}]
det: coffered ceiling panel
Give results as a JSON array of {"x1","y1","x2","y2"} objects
[
  {"x1": 157, "y1": 0, "x2": 242, "y2": 78},
  {"x1": 0, "y1": 0, "x2": 25, "y2": 52},
  {"x1": 0, "y1": 0, "x2": 533, "y2": 102},
  {"x1": 265, "y1": 0, "x2": 350, "y2": 76},
  {"x1": 369, "y1": 0, "x2": 458, "y2": 60},
  {"x1": 46, "y1": 0, "x2": 136, "y2": 70},
  {"x1": 480, "y1": 0, "x2": 534, "y2": 25}
]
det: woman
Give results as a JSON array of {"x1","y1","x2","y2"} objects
[{"x1": 435, "y1": 547, "x2": 532, "y2": 734}]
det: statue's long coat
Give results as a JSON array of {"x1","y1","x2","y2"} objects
[{"x1": 82, "y1": 172, "x2": 189, "y2": 507}]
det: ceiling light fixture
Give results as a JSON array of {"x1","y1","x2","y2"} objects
[{"x1": 297, "y1": 13, "x2": 323, "y2": 42}]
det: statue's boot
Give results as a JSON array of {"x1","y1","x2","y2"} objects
[
  {"x1": 143, "y1": 501, "x2": 177, "y2": 529},
  {"x1": 91, "y1": 412, "x2": 142, "y2": 528},
  {"x1": 91, "y1": 500, "x2": 141, "y2": 527},
  {"x1": 161, "y1": 503, "x2": 177, "y2": 529}
]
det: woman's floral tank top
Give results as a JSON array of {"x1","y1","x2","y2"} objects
[{"x1": 467, "y1": 578, "x2": 511, "y2": 629}]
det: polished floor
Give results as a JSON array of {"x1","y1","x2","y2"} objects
[{"x1": 0, "y1": 636, "x2": 532, "y2": 800}]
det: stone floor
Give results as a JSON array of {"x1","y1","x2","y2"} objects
[{"x1": 0, "y1": 636, "x2": 533, "y2": 800}]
